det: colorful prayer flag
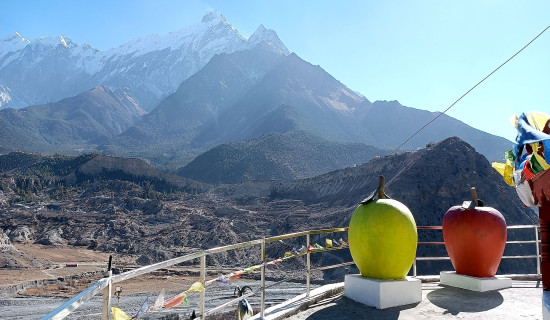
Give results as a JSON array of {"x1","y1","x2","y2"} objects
[
  {"x1": 111, "y1": 307, "x2": 131, "y2": 320},
  {"x1": 150, "y1": 289, "x2": 165, "y2": 311},
  {"x1": 339, "y1": 238, "x2": 348, "y2": 247},
  {"x1": 163, "y1": 292, "x2": 187, "y2": 309},
  {"x1": 231, "y1": 270, "x2": 244, "y2": 279},
  {"x1": 133, "y1": 296, "x2": 148, "y2": 319},
  {"x1": 215, "y1": 275, "x2": 229, "y2": 285},
  {"x1": 325, "y1": 239, "x2": 333, "y2": 248},
  {"x1": 187, "y1": 281, "x2": 204, "y2": 293},
  {"x1": 293, "y1": 245, "x2": 306, "y2": 254}
]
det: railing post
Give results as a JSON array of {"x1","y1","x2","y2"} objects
[
  {"x1": 306, "y1": 233, "x2": 311, "y2": 297},
  {"x1": 261, "y1": 237, "x2": 266, "y2": 319},
  {"x1": 413, "y1": 256, "x2": 417, "y2": 277},
  {"x1": 101, "y1": 270, "x2": 112, "y2": 320},
  {"x1": 200, "y1": 255, "x2": 206, "y2": 320},
  {"x1": 536, "y1": 226, "x2": 541, "y2": 275}
]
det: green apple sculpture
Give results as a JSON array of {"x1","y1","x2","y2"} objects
[{"x1": 348, "y1": 176, "x2": 418, "y2": 279}]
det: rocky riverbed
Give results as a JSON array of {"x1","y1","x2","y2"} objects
[{"x1": 1, "y1": 279, "x2": 317, "y2": 319}]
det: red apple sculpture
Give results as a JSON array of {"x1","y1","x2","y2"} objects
[{"x1": 443, "y1": 187, "x2": 507, "y2": 278}]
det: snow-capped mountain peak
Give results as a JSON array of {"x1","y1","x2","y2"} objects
[
  {"x1": 248, "y1": 24, "x2": 289, "y2": 55},
  {"x1": 107, "y1": 10, "x2": 246, "y2": 58},
  {"x1": 0, "y1": 10, "x2": 290, "y2": 111},
  {"x1": 202, "y1": 9, "x2": 221, "y2": 23},
  {"x1": 33, "y1": 35, "x2": 76, "y2": 48},
  {"x1": 0, "y1": 32, "x2": 31, "y2": 59},
  {"x1": 252, "y1": 24, "x2": 267, "y2": 34}
]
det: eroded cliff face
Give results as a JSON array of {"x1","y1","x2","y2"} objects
[
  {"x1": 78, "y1": 154, "x2": 163, "y2": 180},
  {"x1": 0, "y1": 230, "x2": 12, "y2": 248}
]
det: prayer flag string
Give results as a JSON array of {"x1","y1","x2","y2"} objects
[{"x1": 112, "y1": 237, "x2": 348, "y2": 317}]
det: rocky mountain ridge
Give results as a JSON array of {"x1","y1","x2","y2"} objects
[
  {"x1": 101, "y1": 41, "x2": 510, "y2": 170},
  {"x1": 0, "y1": 86, "x2": 145, "y2": 154}
]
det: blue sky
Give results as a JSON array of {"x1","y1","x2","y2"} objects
[{"x1": 1, "y1": 0, "x2": 549, "y2": 143}]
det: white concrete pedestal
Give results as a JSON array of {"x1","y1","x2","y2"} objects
[
  {"x1": 344, "y1": 274, "x2": 422, "y2": 309},
  {"x1": 543, "y1": 291, "x2": 550, "y2": 320},
  {"x1": 440, "y1": 271, "x2": 512, "y2": 292}
]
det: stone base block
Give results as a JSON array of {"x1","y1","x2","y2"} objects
[
  {"x1": 344, "y1": 274, "x2": 422, "y2": 309},
  {"x1": 440, "y1": 271, "x2": 512, "y2": 292}
]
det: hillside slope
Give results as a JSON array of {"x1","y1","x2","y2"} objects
[
  {"x1": 178, "y1": 131, "x2": 386, "y2": 183},
  {"x1": 0, "y1": 87, "x2": 145, "y2": 154},
  {"x1": 266, "y1": 137, "x2": 534, "y2": 227}
]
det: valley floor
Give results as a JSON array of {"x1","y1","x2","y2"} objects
[{"x1": 0, "y1": 243, "x2": 316, "y2": 319}]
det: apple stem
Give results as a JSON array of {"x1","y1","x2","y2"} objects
[
  {"x1": 470, "y1": 187, "x2": 478, "y2": 206},
  {"x1": 378, "y1": 175, "x2": 386, "y2": 199}
]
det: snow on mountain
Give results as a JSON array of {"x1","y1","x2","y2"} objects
[
  {"x1": 0, "y1": 83, "x2": 12, "y2": 108},
  {"x1": 107, "y1": 11, "x2": 244, "y2": 58},
  {"x1": 0, "y1": 32, "x2": 31, "y2": 68},
  {"x1": 0, "y1": 10, "x2": 289, "y2": 111},
  {"x1": 0, "y1": 32, "x2": 30, "y2": 53},
  {"x1": 248, "y1": 24, "x2": 290, "y2": 55}
]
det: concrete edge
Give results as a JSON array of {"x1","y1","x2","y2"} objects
[{"x1": 415, "y1": 273, "x2": 541, "y2": 282}]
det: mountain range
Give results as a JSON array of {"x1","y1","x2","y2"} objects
[
  {"x1": 0, "y1": 11, "x2": 288, "y2": 111},
  {"x1": 0, "y1": 11, "x2": 513, "y2": 179}
]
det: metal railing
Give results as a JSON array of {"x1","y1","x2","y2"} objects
[
  {"x1": 42, "y1": 227, "x2": 349, "y2": 320},
  {"x1": 413, "y1": 225, "x2": 541, "y2": 276},
  {"x1": 41, "y1": 225, "x2": 541, "y2": 320}
]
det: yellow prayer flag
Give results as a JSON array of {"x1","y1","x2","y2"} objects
[
  {"x1": 325, "y1": 238, "x2": 333, "y2": 248},
  {"x1": 492, "y1": 161, "x2": 515, "y2": 186},
  {"x1": 111, "y1": 307, "x2": 131, "y2": 320},
  {"x1": 533, "y1": 149, "x2": 550, "y2": 170},
  {"x1": 187, "y1": 281, "x2": 204, "y2": 293},
  {"x1": 526, "y1": 112, "x2": 549, "y2": 131}
]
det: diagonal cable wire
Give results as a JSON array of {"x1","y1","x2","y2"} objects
[{"x1": 389, "y1": 24, "x2": 550, "y2": 156}]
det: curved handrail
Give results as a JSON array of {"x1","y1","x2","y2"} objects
[{"x1": 41, "y1": 278, "x2": 109, "y2": 320}]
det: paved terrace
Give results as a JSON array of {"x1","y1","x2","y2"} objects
[{"x1": 252, "y1": 278, "x2": 543, "y2": 320}]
